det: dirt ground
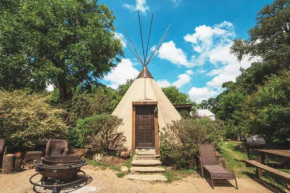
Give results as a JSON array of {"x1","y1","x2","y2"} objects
[{"x1": 0, "y1": 165, "x2": 287, "y2": 193}]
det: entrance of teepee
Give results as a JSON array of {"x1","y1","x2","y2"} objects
[
  {"x1": 136, "y1": 105, "x2": 155, "y2": 148},
  {"x1": 132, "y1": 102, "x2": 159, "y2": 154}
]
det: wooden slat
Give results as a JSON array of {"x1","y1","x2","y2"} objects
[
  {"x1": 154, "y1": 111, "x2": 159, "y2": 155},
  {"x1": 132, "y1": 101, "x2": 158, "y2": 105},
  {"x1": 245, "y1": 160, "x2": 290, "y2": 179},
  {"x1": 132, "y1": 105, "x2": 136, "y2": 154},
  {"x1": 256, "y1": 149, "x2": 290, "y2": 158}
]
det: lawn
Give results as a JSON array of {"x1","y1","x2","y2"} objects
[{"x1": 219, "y1": 141, "x2": 289, "y2": 191}]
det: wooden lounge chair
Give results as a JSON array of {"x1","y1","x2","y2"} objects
[
  {"x1": 45, "y1": 139, "x2": 68, "y2": 156},
  {"x1": 198, "y1": 144, "x2": 238, "y2": 189}
]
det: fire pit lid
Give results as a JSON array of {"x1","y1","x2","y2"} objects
[{"x1": 42, "y1": 155, "x2": 82, "y2": 165}]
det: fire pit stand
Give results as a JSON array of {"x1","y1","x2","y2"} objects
[{"x1": 29, "y1": 155, "x2": 87, "y2": 193}]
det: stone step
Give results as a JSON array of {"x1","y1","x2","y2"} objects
[
  {"x1": 130, "y1": 167, "x2": 165, "y2": 173},
  {"x1": 133, "y1": 155, "x2": 156, "y2": 160},
  {"x1": 125, "y1": 174, "x2": 167, "y2": 181},
  {"x1": 132, "y1": 160, "x2": 162, "y2": 166},
  {"x1": 135, "y1": 149, "x2": 155, "y2": 155}
]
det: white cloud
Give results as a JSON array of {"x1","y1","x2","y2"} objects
[
  {"x1": 184, "y1": 21, "x2": 235, "y2": 54},
  {"x1": 172, "y1": 74, "x2": 191, "y2": 88},
  {"x1": 156, "y1": 79, "x2": 171, "y2": 88},
  {"x1": 114, "y1": 32, "x2": 126, "y2": 48},
  {"x1": 186, "y1": 70, "x2": 193, "y2": 75},
  {"x1": 158, "y1": 41, "x2": 193, "y2": 67},
  {"x1": 156, "y1": 21, "x2": 260, "y2": 102},
  {"x1": 188, "y1": 87, "x2": 217, "y2": 103},
  {"x1": 156, "y1": 70, "x2": 192, "y2": 89},
  {"x1": 104, "y1": 59, "x2": 139, "y2": 89},
  {"x1": 184, "y1": 21, "x2": 259, "y2": 102},
  {"x1": 123, "y1": 0, "x2": 149, "y2": 15}
]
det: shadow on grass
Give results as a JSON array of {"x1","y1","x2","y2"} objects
[{"x1": 243, "y1": 171, "x2": 287, "y2": 193}]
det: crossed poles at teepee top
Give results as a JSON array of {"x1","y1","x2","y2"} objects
[{"x1": 117, "y1": 11, "x2": 171, "y2": 67}]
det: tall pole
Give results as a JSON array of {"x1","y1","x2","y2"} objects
[{"x1": 138, "y1": 11, "x2": 146, "y2": 65}]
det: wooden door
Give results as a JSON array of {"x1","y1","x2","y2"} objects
[{"x1": 136, "y1": 105, "x2": 155, "y2": 148}]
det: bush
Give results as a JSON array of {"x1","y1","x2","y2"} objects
[
  {"x1": 160, "y1": 117, "x2": 224, "y2": 169},
  {"x1": 63, "y1": 85, "x2": 121, "y2": 128},
  {"x1": 244, "y1": 70, "x2": 290, "y2": 146},
  {"x1": 0, "y1": 90, "x2": 68, "y2": 150},
  {"x1": 73, "y1": 114, "x2": 124, "y2": 154}
]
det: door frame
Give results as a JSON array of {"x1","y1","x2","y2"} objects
[{"x1": 132, "y1": 101, "x2": 159, "y2": 155}]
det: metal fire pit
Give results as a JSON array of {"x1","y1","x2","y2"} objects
[
  {"x1": 29, "y1": 155, "x2": 87, "y2": 193},
  {"x1": 244, "y1": 135, "x2": 266, "y2": 159}
]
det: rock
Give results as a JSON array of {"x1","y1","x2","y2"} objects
[
  {"x1": 93, "y1": 153, "x2": 103, "y2": 162},
  {"x1": 121, "y1": 166, "x2": 129, "y2": 173},
  {"x1": 120, "y1": 151, "x2": 130, "y2": 159},
  {"x1": 167, "y1": 167, "x2": 173, "y2": 172},
  {"x1": 70, "y1": 148, "x2": 87, "y2": 157}
]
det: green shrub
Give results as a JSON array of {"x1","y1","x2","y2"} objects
[
  {"x1": 0, "y1": 90, "x2": 68, "y2": 150},
  {"x1": 74, "y1": 114, "x2": 124, "y2": 154},
  {"x1": 64, "y1": 85, "x2": 121, "y2": 128},
  {"x1": 160, "y1": 117, "x2": 224, "y2": 169}
]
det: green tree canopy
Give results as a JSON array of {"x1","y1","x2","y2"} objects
[
  {"x1": 207, "y1": 0, "x2": 290, "y2": 143},
  {"x1": 244, "y1": 70, "x2": 290, "y2": 146},
  {"x1": 0, "y1": 0, "x2": 123, "y2": 102},
  {"x1": 162, "y1": 86, "x2": 192, "y2": 105}
]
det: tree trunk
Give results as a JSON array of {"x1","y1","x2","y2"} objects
[
  {"x1": 2, "y1": 154, "x2": 14, "y2": 174},
  {"x1": 58, "y1": 73, "x2": 68, "y2": 103}
]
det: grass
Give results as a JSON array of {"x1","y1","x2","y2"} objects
[
  {"x1": 85, "y1": 155, "x2": 138, "y2": 178},
  {"x1": 220, "y1": 141, "x2": 290, "y2": 191},
  {"x1": 163, "y1": 167, "x2": 197, "y2": 183}
]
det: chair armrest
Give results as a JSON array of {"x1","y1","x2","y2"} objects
[{"x1": 198, "y1": 156, "x2": 203, "y2": 166}]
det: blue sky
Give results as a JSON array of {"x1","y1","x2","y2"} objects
[{"x1": 100, "y1": 0, "x2": 273, "y2": 102}]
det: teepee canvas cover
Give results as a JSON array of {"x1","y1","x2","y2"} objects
[
  {"x1": 112, "y1": 67, "x2": 181, "y2": 154},
  {"x1": 112, "y1": 12, "x2": 181, "y2": 154}
]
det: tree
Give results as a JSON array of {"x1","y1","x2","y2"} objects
[
  {"x1": 162, "y1": 86, "x2": 192, "y2": 105},
  {"x1": 211, "y1": 0, "x2": 290, "y2": 141},
  {"x1": 117, "y1": 79, "x2": 134, "y2": 96},
  {"x1": 0, "y1": 0, "x2": 123, "y2": 102},
  {"x1": 231, "y1": 0, "x2": 290, "y2": 75},
  {"x1": 243, "y1": 71, "x2": 290, "y2": 146}
]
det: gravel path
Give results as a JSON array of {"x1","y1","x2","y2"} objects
[{"x1": 0, "y1": 165, "x2": 281, "y2": 193}]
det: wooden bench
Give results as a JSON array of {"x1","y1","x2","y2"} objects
[{"x1": 245, "y1": 160, "x2": 290, "y2": 189}]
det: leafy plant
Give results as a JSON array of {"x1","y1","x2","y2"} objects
[
  {"x1": 74, "y1": 114, "x2": 125, "y2": 153},
  {"x1": 0, "y1": 90, "x2": 68, "y2": 150},
  {"x1": 160, "y1": 117, "x2": 224, "y2": 169}
]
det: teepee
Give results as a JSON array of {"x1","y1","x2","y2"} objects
[{"x1": 112, "y1": 13, "x2": 181, "y2": 155}]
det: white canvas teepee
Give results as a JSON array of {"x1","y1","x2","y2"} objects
[
  {"x1": 112, "y1": 12, "x2": 181, "y2": 151},
  {"x1": 112, "y1": 67, "x2": 181, "y2": 150}
]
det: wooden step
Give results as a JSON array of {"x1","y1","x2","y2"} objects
[
  {"x1": 125, "y1": 174, "x2": 167, "y2": 181},
  {"x1": 130, "y1": 166, "x2": 165, "y2": 173},
  {"x1": 132, "y1": 160, "x2": 162, "y2": 166}
]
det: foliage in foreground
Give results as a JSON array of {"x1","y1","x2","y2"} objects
[
  {"x1": 160, "y1": 117, "x2": 224, "y2": 169},
  {"x1": 73, "y1": 114, "x2": 124, "y2": 153},
  {"x1": 243, "y1": 71, "x2": 290, "y2": 146},
  {"x1": 0, "y1": 0, "x2": 123, "y2": 101},
  {"x1": 0, "y1": 90, "x2": 68, "y2": 150}
]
